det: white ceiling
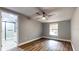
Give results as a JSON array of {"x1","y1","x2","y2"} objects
[
  {"x1": 37, "y1": 7, "x2": 76, "y2": 22},
  {"x1": 5, "y1": 7, "x2": 76, "y2": 23},
  {"x1": 6, "y1": 7, "x2": 39, "y2": 16}
]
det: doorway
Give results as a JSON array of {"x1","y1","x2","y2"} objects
[{"x1": 1, "y1": 11, "x2": 18, "y2": 50}]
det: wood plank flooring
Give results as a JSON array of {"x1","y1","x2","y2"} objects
[{"x1": 19, "y1": 38, "x2": 73, "y2": 51}]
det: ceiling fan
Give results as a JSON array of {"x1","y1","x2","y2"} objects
[{"x1": 35, "y1": 7, "x2": 53, "y2": 20}]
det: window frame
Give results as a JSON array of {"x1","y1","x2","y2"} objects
[{"x1": 49, "y1": 23, "x2": 58, "y2": 36}]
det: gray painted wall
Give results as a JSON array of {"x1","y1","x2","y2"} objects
[
  {"x1": 58, "y1": 20, "x2": 71, "y2": 40},
  {"x1": 42, "y1": 20, "x2": 71, "y2": 40},
  {"x1": 18, "y1": 15, "x2": 42, "y2": 44},
  {"x1": 0, "y1": 10, "x2": 1, "y2": 50},
  {"x1": 42, "y1": 23, "x2": 58, "y2": 39},
  {"x1": 71, "y1": 8, "x2": 79, "y2": 50}
]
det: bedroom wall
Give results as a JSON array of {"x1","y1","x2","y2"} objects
[
  {"x1": 42, "y1": 20, "x2": 71, "y2": 41},
  {"x1": 0, "y1": 9, "x2": 2, "y2": 50},
  {"x1": 58, "y1": 20, "x2": 71, "y2": 40},
  {"x1": 71, "y1": 8, "x2": 79, "y2": 50},
  {"x1": 18, "y1": 15, "x2": 42, "y2": 44}
]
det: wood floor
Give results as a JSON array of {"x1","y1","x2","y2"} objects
[{"x1": 19, "y1": 38, "x2": 73, "y2": 51}]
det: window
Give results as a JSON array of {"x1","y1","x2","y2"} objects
[
  {"x1": 49, "y1": 23, "x2": 58, "y2": 36},
  {"x1": 1, "y1": 11, "x2": 18, "y2": 50}
]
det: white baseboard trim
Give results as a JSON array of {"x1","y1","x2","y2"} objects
[
  {"x1": 42, "y1": 36, "x2": 71, "y2": 42},
  {"x1": 18, "y1": 37, "x2": 42, "y2": 46},
  {"x1": 18, "y1": 36, "x2": 71, "y2": 47},
  {"x1": 71, "y1": 41, "x2": 75, "y2": 51}
]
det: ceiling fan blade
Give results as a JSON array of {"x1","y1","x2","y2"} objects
[
  {"x1": 36, "y1": 12, "x2": 42, "y2": 15},
  {"x1": 37, "y1": 7, "x2": 44, "y2": 12},
  {"x1": 37, "y1": 7, "x2": 47, "y2": 15},
  {"x1": 36, "y1": 12, "x2": 40, "y2": 15},
  {"x1": 48, "y1": 15, "x2": 53, "y2": 17},
  {"x1": 47, "y1": 13, "x2": 56, "y2": 17}
]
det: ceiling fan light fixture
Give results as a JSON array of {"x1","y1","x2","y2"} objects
[{"x1": 42, "y1": 17, "x2": 46, "y2": 20}]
